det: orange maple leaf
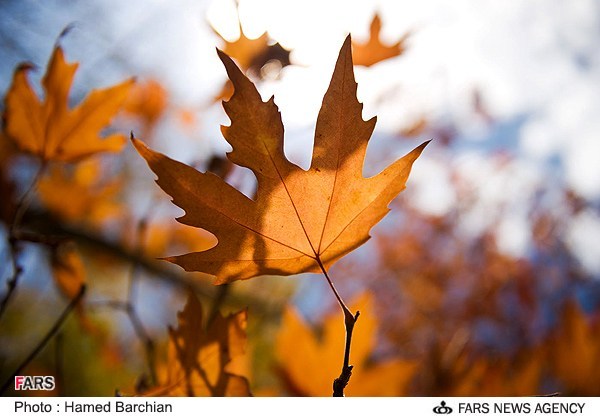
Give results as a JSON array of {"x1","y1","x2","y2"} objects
[
  {"x1": 2, "y1": 46, "x2": 133, "y2": 162},
  {"x1": 212, "y1": 17, "x2": 289, "y2": 74},
  {"x1": 212, "y1": 18, "x2": 290, "y2": 102},
  {"x1": 146, "y1": 292, "x2": 250, "y2": 396},
  {"x1": 276, "y1": 293, "x2": 418, "y2": 396},
  {"x1": 132, "y1": 35, "x2": 427, "y2": 284},
  {"x1": 352, "y1": 14, "x2": 409, "y2": 67},
  {"x1": 217, "y1": 25, "x2": 270, "y2": 72}
]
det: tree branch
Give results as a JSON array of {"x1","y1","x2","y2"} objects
[
  {"x1": 316, "y1": 257, "x2": 360, "y2": 397},
  {"x1": 332, "y1": 309, "x2": 360, "y2": 396},
  {"x1": 19, "y1": 211, "x2": 283, "y2": 318}
]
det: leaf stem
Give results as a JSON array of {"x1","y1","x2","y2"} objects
[
  {"x1": 0, "y1": 284, "x2": 86, "y2": 395},
  {"x1": 316, "y1": 257, "x2": 360, "y2": 397}
]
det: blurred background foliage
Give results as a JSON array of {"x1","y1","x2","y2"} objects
[{"x1": 1, "y1": 0, "x2": 600, "y2": 396}]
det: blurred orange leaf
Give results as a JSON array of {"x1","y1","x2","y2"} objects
[
  {"x1": 352, "y1": 14, "x2": 409, "y2": 67},
  {"x1": 178, "y1": 108, "x2": 198, "y2": 129},
  {"x1": 147, "y1": 292, "x2": 250, "y2": 396},
  {"x1": 132, "y1": 35, "x2": 427, "y2": 284},
  {"x1": 218, "y1": 26, "x2": 270, "y2": 71},
  {"x1": 37, "y1": 159, "x2": 122, "y2": 226},
  {"x1": 213, "y1": 20, "x2": 289, "y2": 75},
  {"x1": 51, "y1": 242, "x2": 86, "y2": 300},
  {"x1": 123, "y1": 79, "x2": 167, "y2": 129},
  {"x1": 547, "y1": 302, "x2": 600, "y2": 395},
  {"x1": 398, "y1": 117, "x2": 428, "y2": 138},
  {"x1": 276, "y1": 293, "x2": 418, "y2": 396},
  {"x1": 3, "y1": 46, "x2": 133, "y2": 162},
  {"x1": 449, "y1": 353, "x2": 542, "y2": 396},
  {"x1": 214, "y1": 80, "x2": 235, "y2": 104}
]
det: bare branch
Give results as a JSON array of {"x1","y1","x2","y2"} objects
[{"x1": 316, "y1": 257, "x2": 360, "y2": 397}]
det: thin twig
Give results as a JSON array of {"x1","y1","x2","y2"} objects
[
  {"x1": 9, "y1": 162, "x2": 47, "y2": 236},
  {"x1": 316, "y1": 257, "x2": 360, "y2": 397},
  {"x1": 126, "y1": 303, "x2": 157, "y2": 385},
  {"x1": 0, "y1": 237, "x2": 23, "y2": 320},
  {"x1": 0, "y1": 162, "x2": 47, "y2": 321},
  {"x1": 0, "y1": 284, "x2": 86, "y2": 395}
]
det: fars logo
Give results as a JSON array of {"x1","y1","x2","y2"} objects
[{"x1": 14, "y1": 376, "x2": 55, "y2": 391}]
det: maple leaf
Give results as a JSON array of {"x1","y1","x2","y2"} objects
[
  {"x1": 132, "y1": 35, "x2": 428, "y2": 284},
  {"x1": 276, "y1": 293, "x2": 417, "y2": 396},
  {"x1": 218, "y1": 26, "x2": 270, "y2": 72},
  {"x1": 2, "y1": 46, "x2": 133, "y2": 162},
  {"x1": 352, "y1": 14, "x2": 409, "y2": 67},
  {"x1": 212, "y1": 18, "x2": 291, "y2": 102},
  {"x1": 212, "y1": 19, "x2": 290, "y2": 75},
  {"x1": 146, "y1": 292, "x2": 250, "y2": 396}
]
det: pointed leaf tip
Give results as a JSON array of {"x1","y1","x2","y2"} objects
[
  {"x1": 215, "y1": 47, "x2": 227, "y2": 61},
  {"x1": 217, "y1": 48, "x2": 245, "y2": 83},
  {"x1": 216, "y1": 47, "x2": 236, "y2": 71},
  {"x1": 340, "y1": 34, "x2": 352, "y2": 57},
  {"x1": 130, "y1": 134, "x2": 149, "y2": 158},
  {"x1": 421, "y1": 139, "x2": 433, "y2": 151},
  {"x1": 16, "y1": 62, "x2": 36, "y2": 73},
  {"x1": 215, "y1": 47, "x2": 249, "y2": 103},
  {"x1": 58, "y1": 23, "x2": 76, "y2": 42}
]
